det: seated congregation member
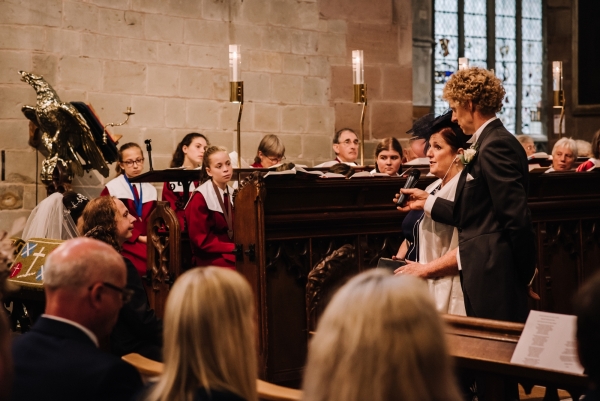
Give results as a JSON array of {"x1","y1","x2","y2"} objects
[
  {"x1": 373, "y1": 137, "x2": 402, "y2": 176},
  {"x1": 315, "y1": 128, "x2": 359, "y2": 168},
  {"x1": 574, "y1": 270, "x2": 600, "y2": 401},
  {"x1": 546, "y1": 137, "x2": 577, "y2": 173},
  {"x1": 301, "y1": 269, "x2": 461, "y2": 401},
  {"x1": 142, "y1": 267, "x2": 257, "y2": 401},
  {"x1": 516, "y1": 134, "x2": 536, "y2": 157},
  {"x1": 10, "y1": 238, "x2": 143, "y2": 401},
  {"x1": 328, "y1": 162, "x2": 354, "y2": 178},
  {"x1": 394, "y1": 114, "x2": 467, "y2": 315},
  {"x1": 21, "y1": 191, "x2": 88, "y2": 240},
  {"x1": 404, "y1": 114, "x2": 433, "y2": 165},
  {"x1": 163, "y1": 133, "x2": 210, "y2": 231},
  {"x1": 185, "y1": 146, "x2": 235, "y2": 269},
  {"x1": 576, "y1": 139, "x2": 593, "y2": 158},
  {"x1": 102, "y1": 142, "x2": 157, "y2": 276},
  {"x1": 577, "y1": 129, "x2": 600, "y2": 171},
  {"x1": 251, "y1": 134, "x2": 285, "y2": 168},
  {"x1": 80, "y1": 196, "x2": 163, "y2": 361}
]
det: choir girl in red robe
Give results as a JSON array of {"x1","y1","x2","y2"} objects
[
  {"x1": 101, "y1": 142, "x2": 156, "y2": 276},
  {"x1": 162, "y1": 133, "x2": 209, "y2": 230},
  {"x1": 185, "y1": 146, "x2": 235, "y2": 269},
  {"x1": 251, "y1": 134, "x2": 285, "y2": 168}
]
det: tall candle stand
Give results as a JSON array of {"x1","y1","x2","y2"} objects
[
  {"x1": 352, "y1": 50, "x2": 367, "y2": 166},
  {"x1": 229, "y1": 44, "x2": 243, "y2": 168}
]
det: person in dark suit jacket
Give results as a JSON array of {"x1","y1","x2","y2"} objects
[
  {"x1": 396, "y1": 67, "x2": 536, "y2": 323},
  {"x1": 10, "y1": 238, "x2": 143, "y2": 401},
  {"x1": 574, "y1": 270, "x2": 600, "y2": 401}
]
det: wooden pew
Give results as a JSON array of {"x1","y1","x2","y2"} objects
[
  {"x1": 140, "y1": 169, "x2": 600, "y2": 384},
  {"x1": 443, "y1": 315, "x2": 588, "y2": 400}
]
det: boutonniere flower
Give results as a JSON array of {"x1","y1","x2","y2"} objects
[{"x1": 460, "y1": 143, "x2": 479, "y2": 165}]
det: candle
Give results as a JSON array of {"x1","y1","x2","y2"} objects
[
  {"x1": 352, "y1": 50, "x2": 364, "y2": 85},
  {"x1": 229, "y1": 44, "x2": 241, "y2": 82},
  {"x1": 458, "y1": 57, "x2": 469, "y2": 71},
  {"x1": 552, "y1": 61, "x2": 562, "y2": 91}
]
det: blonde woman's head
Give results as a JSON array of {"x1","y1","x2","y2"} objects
[
  {"x1": 148, "y1": 267, "x2": 257, "y2": 401},
  {"x1": 302, "y1": 269, "x2": 461, "y2": 401}
]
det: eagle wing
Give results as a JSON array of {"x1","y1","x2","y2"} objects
[{"x1": 56, "y1": 103, "x2": 110, "y2": 178}]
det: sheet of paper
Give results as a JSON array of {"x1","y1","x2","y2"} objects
[{"x1": 510, "y1": 310, "x2": 584, "y2": 375}]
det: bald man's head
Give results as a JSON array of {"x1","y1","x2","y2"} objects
[
  {"x1": 45, "y1": 237, "x2": 125, "y2": 290},
  {"x1": 43, "y1": 238, "x2": 127, "y2": 338}
]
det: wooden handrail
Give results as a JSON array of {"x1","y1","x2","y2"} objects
[{"x1": 122, "y1": 353, "x2": 302, "y2": 401}]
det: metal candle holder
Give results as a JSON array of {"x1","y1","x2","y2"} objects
[
  {"x1": 552, "y1": 61, "x2": 565, "y2": 138},
  {"x1": 103, "y1": 107, "x2": 134, "y2": 144},
  {"x1": 353, "y1": 84, "x2": 367, "y2": 166},
  {"x1": 230, "y1": 81, "x2": 244, "y2": 168}
]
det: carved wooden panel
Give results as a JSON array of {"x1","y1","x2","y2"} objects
[{"x1": 146, "y1": 201, "x2": 180, "y2": 319}]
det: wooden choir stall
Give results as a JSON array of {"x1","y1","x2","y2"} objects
[{"x1": 138, "y1": 168, "x2": 600, "y2": 396}]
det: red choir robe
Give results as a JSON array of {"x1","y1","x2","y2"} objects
[
  {"x1": 161, "y1": 180, "x2": 199, "y2": 231},
  {"x1": 101, "y1": 175, "x2": 157, "y2": 276},
  {"x1": 185, "y1": 180, "x2": 235, "y2": 269},
  {"x1": 251, "y1": 161, "x2": 262, "y2": 168},
  {"x1": 576, "y1": 158, "x2": 599, "y2": 172}
]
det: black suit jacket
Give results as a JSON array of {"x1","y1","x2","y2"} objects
[
  {"x1": 10, "y1": 317, "x2": 143, "y2": 401},
  {"x1": 110, "y1": 257, "x2": 163, "y2": 361},
  {"x1": 431, "y1": 119, "x2": 536, "y2": 322}
]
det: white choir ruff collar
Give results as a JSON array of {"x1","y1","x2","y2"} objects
[
  {"x1": 187, "y1": 180, "x2": 234, "y2": 213},
  {"x1": 105, "y1": 174, "x2": 157, "y2": 203}
]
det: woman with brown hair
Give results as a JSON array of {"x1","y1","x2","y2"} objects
[
  {"x1": 373, "y1": 137, "x2": 403, "y2": 176},
  {"x1": 101, "y1": 142, "x2": 157, "y2": 276},
  {"x1": 577, "y1": 129, "x2": 600, "y2": 171},
  {"x1": 163, "y1": 133, "x2": 210, "y2": 230},
  {"x1": 251, "y1": 134, "x2": 285, "y2": 168},
  {"x1": 79, "y1": 196, "x2": 163, "y2": 361}
]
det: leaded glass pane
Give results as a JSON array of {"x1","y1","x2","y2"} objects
[
  {"x1": 521, "y1": 0, "x2": 543, "y2": 136},
  {"x1": 496, "y1": 1, "x2": 517, "y2": 134},
  {"x1": 464, "y1": 0, "x2": 487, "y2": 76},
  {"x1": 434, "y1": 0, "x2": 459, "y2": 116}
]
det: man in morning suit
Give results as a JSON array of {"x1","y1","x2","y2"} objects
[
  {"x1": 10, "y1": 238, "x2": 143, "y2": 401},
  {"x1": 397, "y1": 67, "x2": 536, "y2": 323}
]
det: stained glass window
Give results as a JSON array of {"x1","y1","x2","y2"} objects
[
  {"x1": 521, "y1": 0, "x2": 543, "y2": 137},
  {"x1": 496, "y1": 0, "x2": 517, "y2": 133},
  {"x1": 434, "y1": 0, "x2": 458, "y2": 116},
  {"x1": 464, "y1": 0, "x2": 487, "y2": 69},
  {"x1": 433, "y1": 0, "x2": 544, "y2": 138}
]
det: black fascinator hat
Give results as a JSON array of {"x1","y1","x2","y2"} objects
[{"x1": 407, "y1": 109, "x2": 470, "y2": 150}]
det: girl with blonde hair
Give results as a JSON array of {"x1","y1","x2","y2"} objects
[
  {"x1": 144, "y1": 267, "x2": 257, "y2": 401},
  {"x1": 302, "y1": 269, "x2": 461, "y2": 401}
]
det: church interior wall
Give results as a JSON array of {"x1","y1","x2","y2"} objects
[{"x1": 0, "y1": 0, "x2": 413, "y2": 233}]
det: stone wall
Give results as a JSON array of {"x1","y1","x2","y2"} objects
[{"x1": 0, "y1": 0, "x2": 412, "y2": 233}]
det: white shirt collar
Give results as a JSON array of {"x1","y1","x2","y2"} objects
[
  {"x1": 42, "y1": 314, "x2": 99, "y2": 347},
  {"x1": 466, "y1": 117, "x2": 498, "y2": 144}
]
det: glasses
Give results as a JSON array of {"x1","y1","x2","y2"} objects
[
  {"x1": 122, "y1": 158, "x2": 144, "y2": 167},
  {"x1": 90, "y1": 282, "x2": 134, "y2": 304},
  {"x1": 266, "y1": 155, "x2": 286, "y2": 163},
  {"x1": 337, "y1": 139, "x2": 359, "y2": 146}
]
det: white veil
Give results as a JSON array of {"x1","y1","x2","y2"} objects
[{"x1": 21, "y1": 192, "x2": 78, "y2": 241}]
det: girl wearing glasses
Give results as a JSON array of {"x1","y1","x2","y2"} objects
[
  {"x1": 163, "y1": 133, "x2": 210, "y2": 231},
  {"x1": 251, "y1": 134, "x2": 286, "y2": 168},
  {"x1": 101, "y1": 142, "x2": 157, "y2": 277},
  {"x1": 185, "y1": 146, "x2": 235, "y2": 269}
]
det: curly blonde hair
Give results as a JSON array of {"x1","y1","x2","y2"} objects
[{"x1": 443, "y1": 67, "x2": 505, "y2": 114}]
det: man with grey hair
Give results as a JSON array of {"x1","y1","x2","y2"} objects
[{"x1": 10, "y1": 238, "x2": 143, "y2": 401}]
